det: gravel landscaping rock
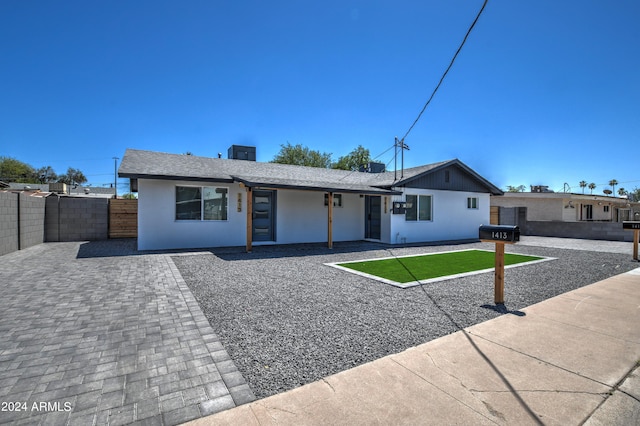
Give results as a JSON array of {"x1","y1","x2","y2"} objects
[{"x1": 172, "y1": 240, "x2": 639, "y2": 399}]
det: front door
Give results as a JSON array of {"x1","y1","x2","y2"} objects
[
  {"x1": 253, "y1": 190, "x2": 276, "y2": 241},
  {"x1": 584, "y1": 204, "x2": 593, "y2": 221},
  {"x1": 365, "y1": 195, "x2": 381, "y2": 240}
]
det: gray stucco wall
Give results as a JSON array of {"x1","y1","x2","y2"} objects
[{"x1": 0, "y1": 192, "x2": 45, "y2": 256}]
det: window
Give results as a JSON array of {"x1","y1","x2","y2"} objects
[
  {"x1": 176, "y1": 186, "x2": 202, "y2": 220},
  {"x1": 203, "y1": 187, "x2": 228, "y2": 220},
  {"x1": 467, "y1": 197, "x2": 479, "y2": 209},
  {"x1": 176, "y1": 186, "x2": 228, "y2": 221},
  {"x1": 324, "y1": 193, "x2": 343, "y2": 207},
  {"x1": 603, "y1": 205, "x2": 610, "y2": 213},
  {"x1": 405, "y1": 195, "x2": 432, "y2": 221}
]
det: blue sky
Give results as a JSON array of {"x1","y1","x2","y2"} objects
[{"x1": 1, "y1": 1, "x2": 638, "y2": 194}]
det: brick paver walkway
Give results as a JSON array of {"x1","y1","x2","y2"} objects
[{"x1": 0, "y1": 241, "x2": 254, "y2": 425}]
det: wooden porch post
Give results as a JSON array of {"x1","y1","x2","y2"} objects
[
  {"x1": 246, "y1": 187, "x2": 253, "y2": 253},
  {"x1": 327, "y1": 191, "x2": 333, "y2": 249}
]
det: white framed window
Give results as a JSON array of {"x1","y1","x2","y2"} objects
[
  {"x1": 324, "y1": 193, "x2": 343, "y2": 207},
  {"x1": 405, "y1": 194, "x2": 432, "y2": 221},
  {"x1": 176, "y1": 186, "x2": 228, "y2": 221},
  {"x1": 467, "y1": 197, "x2": 479, "y2": 209},
  {"x1": 603, "y1": 205, "x2": 610, "y2": 213}
]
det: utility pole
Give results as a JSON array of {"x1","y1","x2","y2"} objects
[
  {"x1": 394, "y1": 137, "x2": 410, "y2": 181},
  {"x1": 113, "y1": 157, "x2": 119, "y2": 199},
  {"x1": 400, "y1": 139, "x2": 409, "y2": 179},
  {"x1": 394, "y1": 137, "x2": 398, "y2": 181}
]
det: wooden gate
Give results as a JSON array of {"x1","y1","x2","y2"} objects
[
  {"x1": 490, "y1": 206, "x2": 499, "y2": 225},
  {"x1": 109, "y1": 199, "x2": 138, "y2": 238}
]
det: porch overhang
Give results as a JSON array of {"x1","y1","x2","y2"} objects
[{"x1": 231, "y1": 175, "x2": 401, "y2": 196}]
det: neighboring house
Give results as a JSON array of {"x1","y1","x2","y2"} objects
[
  {"x1": 491, "y1": 192, "x2": 638, "y2": 223},
  {"x1": 118, "y1": 147, "x2": 503, "y2": 251},
  {"x1": 68, "y1": 186, "x2": 116, "y2": 198},
  {"x1": 6, "y1": 182, "x2": 116, "y2": 198},
  {"x1": 7, "y1": 182, "x2": 50, "y2": 192}
]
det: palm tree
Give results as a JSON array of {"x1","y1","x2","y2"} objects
[
  {"x1": 609, "y1": 179, "x2": 618, "y2": 196},
  {"x1": 579, "y1": 180, "x2": 587, "y2": 194},
  {"x1": 588, "y1": 182, "x2": 596, "y2": 194},
  {"x1": 618, "y1": 187, "x2": 627, "y2": 197}
]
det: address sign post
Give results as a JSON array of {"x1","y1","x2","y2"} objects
[
  {"x1": 622, "y1": 221, "x2": 640, "y2": 261},
  {"x1": 479, "y1": 225, "x2": 520, "y2": 304}
]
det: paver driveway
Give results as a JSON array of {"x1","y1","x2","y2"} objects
[{"x1": 0, "y1": 241, "x2": 254, "y2": 425}]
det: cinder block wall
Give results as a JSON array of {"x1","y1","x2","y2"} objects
[
  {"x1": 0, "y1": 192, "x2": 19, "y2": 256},
  {"x1": 46, "y1": 196, "x2": 109, "y2": 241},
  {"x1": 0, "y1": 192, "x2": 45, "y2": 256},
  {"x1": 19, "y1": 193, "x2": 45, "y2": 249},
  {"x1": 523, "y1": 220, "x2": 634, "y2": 242},
  {"x1": 45, "y1": 196, "x2": 60, "y2": 242}
]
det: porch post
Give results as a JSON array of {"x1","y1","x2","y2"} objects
[
  {"x1": 246, "y1": 187, "x2": 253, "y2": 253},
  {"x1": 327, "y1": 191, "x2": 333, "y2": 249},
  {"x1": 494, "y1": 242, "x2": 505, "y2": 304}
]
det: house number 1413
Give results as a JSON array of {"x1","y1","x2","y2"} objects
[{"x1": 492, "y1": 231, "x2": 510, "y2": 240}]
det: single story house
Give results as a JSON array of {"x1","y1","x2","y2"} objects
[
  {"x1": 118, "y1": 147, "x2": 503, "y2": 251},
  {"x1": 491, "y1": 192, "x2": 638, "y2": 223}
]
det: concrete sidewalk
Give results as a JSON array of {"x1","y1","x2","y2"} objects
[{"x1": 188, "y1": 267, "x2": 640, "y2": 425}]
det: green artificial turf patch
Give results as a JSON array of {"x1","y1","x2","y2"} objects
[{"x1": 336, "y1": 249, "x2": 543, "y2": 284}]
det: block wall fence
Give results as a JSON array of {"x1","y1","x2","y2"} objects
[
  {"x1": 1, "y1": 193, "x2": 112, "y2": 257},
  {"x1": 0, "y1": 192, "x2": 46, "y2": 256}
]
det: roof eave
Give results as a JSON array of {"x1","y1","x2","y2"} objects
[{"x1": 118, "y1": 172, "x2": 234, "y2": 184}]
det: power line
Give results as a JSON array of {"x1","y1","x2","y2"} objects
[
  {"x1": 400, "y1": 0, "x2": 489, "y2": 143},
  {"x1": 337, "y1": 144, "x2": 397, "y2": 181}
]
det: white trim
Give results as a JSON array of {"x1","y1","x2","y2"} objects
[{"x1": 467, "y1": 196, "x2": 479, "y2": 209}]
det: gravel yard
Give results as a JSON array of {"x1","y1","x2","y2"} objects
[{"x1": 172, "y1": 239, "x2": 639, "y2": 399}]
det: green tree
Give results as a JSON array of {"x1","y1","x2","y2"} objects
[
  {"x1": 271, "y1": 143, "x2": 332, "y2": 168},
  {"x1": 0, "y1": 157, "x2": 36, "y2": 183},
  {"x1": 332, "y1": 145, "x2": 371, "y2": 171},
  {"x1": 579, "y1": 180, "x2": 587, "y2": 194},
  {"x1": 617, "y1": 187, "x2": 627, "y2": 197},
  {"x1": 588, "y1": 182, "x2": 596, "y2": 194},
  {"x1": 35, "y1": 166, "x2": 58, "y2": 183},
  {"x1": 506, "y1": 185, "x2": 526, "y2": 193},
  {"x1": 609, "y1": 179, "x2": 618, "y2": 196},
  {"x1": 58, "y1": 167, "x2": 87, "y2": 186}
]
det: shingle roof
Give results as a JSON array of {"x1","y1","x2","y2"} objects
[{"x1": 118, "y1": 149, "x2": 502, "y2": 195}]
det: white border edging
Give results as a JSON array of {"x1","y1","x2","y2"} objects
[{"x1": 325, "y1": 249, "x2": 556, "y2": 289}]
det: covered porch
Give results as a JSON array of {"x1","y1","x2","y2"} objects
[{"x1": 233, "y1": 176, "x2": 399, "y2": 252}]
